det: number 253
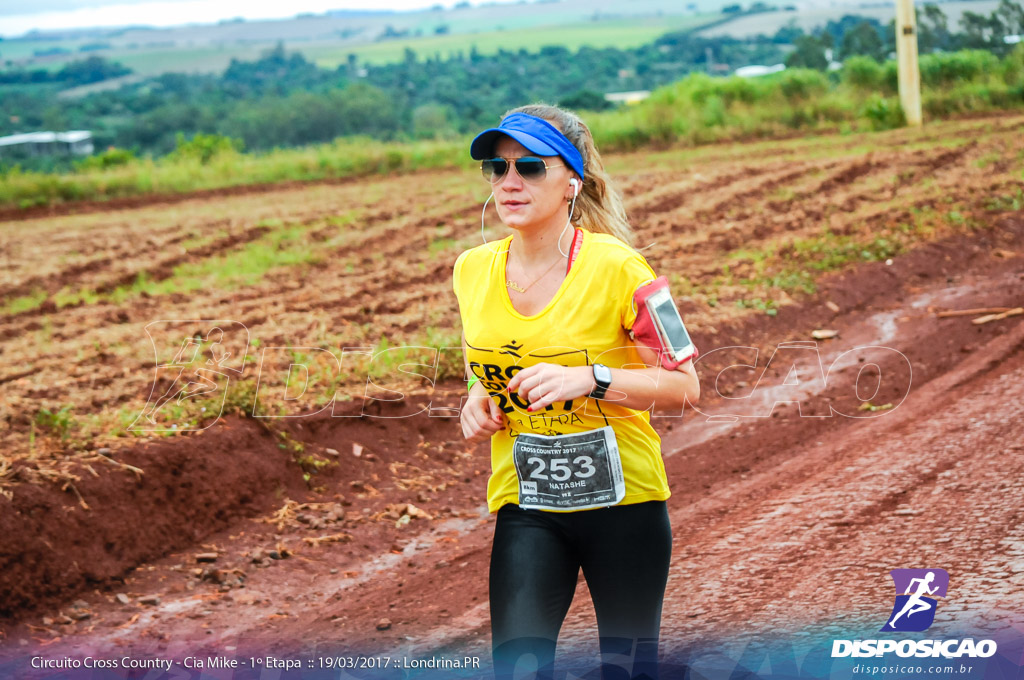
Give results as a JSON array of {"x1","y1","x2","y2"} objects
[{"x1": 527, "y1": 456, "x2": 596, "y2": 481}]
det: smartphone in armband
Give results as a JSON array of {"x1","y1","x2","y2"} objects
[
  {"x1": 631, "y1": 275, "x2": 699, "y2": 370},
  {"x1": 645, "y1": 287, "x2": 697, "y2": 365}
]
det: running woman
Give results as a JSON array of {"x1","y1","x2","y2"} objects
[{"x1": 451, "y1": 104, "x2": 701, "y2": 680}]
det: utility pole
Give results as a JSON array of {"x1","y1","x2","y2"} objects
[{"x1": 895, "y1": 0, "x2": 923, "y2": 126}]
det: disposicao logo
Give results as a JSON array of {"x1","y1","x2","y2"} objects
[
  {"x1": 831, "y1": 568, "x2": 998, "y2": 659},
  {"x1": 881, "y1": 568, "x2": 948, "y2": 632}
]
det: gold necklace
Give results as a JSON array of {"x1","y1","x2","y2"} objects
[{"x1": 506, "y1": 251, "x2": 566, "y2": 294}]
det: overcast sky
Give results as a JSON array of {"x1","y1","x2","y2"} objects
[{"x1": 0, "y1": 1, "x2": 494, "y2": 37}]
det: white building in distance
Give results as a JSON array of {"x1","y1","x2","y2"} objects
[{"x1": 0, "y1": 131, "x2": 94, "y2": 157}]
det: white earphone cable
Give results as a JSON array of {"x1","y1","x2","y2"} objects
[{"x1": 557, "y1": 189, "x2": 578, "y2": 257}]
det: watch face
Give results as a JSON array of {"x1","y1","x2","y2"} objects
[{"x1": 594, "y1": 363, "x2": 612, "y2": 387}]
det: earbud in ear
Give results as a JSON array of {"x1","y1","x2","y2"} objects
[{"x1": 569, "y1": 178, "x2": 580, "y2": 197}]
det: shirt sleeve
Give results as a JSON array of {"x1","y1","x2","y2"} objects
[
  {"x1": 618, "y1": 251, "x2": 658, "y2": 331},
  {"x1": 452, "y1": 250, "x2": 469, "y2": 301}
]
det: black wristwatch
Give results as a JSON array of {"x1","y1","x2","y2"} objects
[{"x1": 589, "y1": 363, "x2": 612, "y2": 400}]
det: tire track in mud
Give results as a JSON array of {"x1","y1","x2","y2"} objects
[
  {"x1": 644, "y1": 134, "x2": 998, "y2": 252},
  {"x1": 610, "y1": 114, "x2": 1011, "y2": 219},
  {"x1": 699, "y1": 163, "x2": 833, "y2": 218},
  {"x1": 216, "y1": 207, "x2": 476, "y2": 326},
  {"x1": 0, "y1": 221, "x2": 244, "y2": 298},
  {"x1": 626, "y1": 165, "x2": 772, "y2": 222},
  {"x1": 95, "y1": 224, "x2": 275, "y2": 295},
  {"x1": 0, "y1": 172, "x2": 466, "y2": 319},
  {"x1": 647, "y1": 138, "x2": 1013, "y2": 270},
  {"x1": 0, "y1": 195, "x2": 470, "y2": 350},
  {"x1": 322, "y1": 264, "x2": 460, "y2": 326},
  {"x1": 0, "y1": 255, "x2": 114, "y2": 301},
  {"x1": 0, "y1": 225, "x2": 277, "y2": 345}
]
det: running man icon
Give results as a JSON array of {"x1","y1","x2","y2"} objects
[
  {"x1": 139, "y1": 327, "x2": 231, "y2": 424},
  {"x1": 131, "y1": 320, "x2": 249, "y2": 432},
  {"x1": 888, "y1": 571, "x2": 938, "y2": 627},
  {"x1": 881, "y1": 568, "x2": 949, "y2": 632}
]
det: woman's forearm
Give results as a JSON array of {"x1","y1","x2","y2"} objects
[{"x1": 597, "y1": 365, "x2": 700, "y2": 413}]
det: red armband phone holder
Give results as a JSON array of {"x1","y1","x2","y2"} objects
[{"x1": 629, "y1": 275, "x2": 699, "y2": 370}]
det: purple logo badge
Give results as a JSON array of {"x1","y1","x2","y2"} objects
[{"x1": 881, "y1": 568, "x2": 949, "y2": 632}]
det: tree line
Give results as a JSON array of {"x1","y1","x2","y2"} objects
[{"x1": 785, "y1": 0, "x2": 1023, "y2": 68}]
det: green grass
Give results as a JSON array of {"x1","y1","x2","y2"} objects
[
  {"x1": 588, "y1": 46, "x2": 1024, "y2": 153},
  {"x1": 34, "y1": 405, "x2": 75, "y2": 441},
  {"x1": 428, "y1": 236, "x2": 458, "y2": 256},
  {"x1": 307, "y1": 16, "x2": 718, "y2": 68},
  {"x1": 55, "y1": 222, "x2": 323, "y2": 308},
  {"x1": 984, "y1": 187, "x2": 1024, "y2": 211},
  {"x1": 2, "y1": 217, "x2": 332, "y2": 316},
  {"x1": 2, "y1": 288, "x2": 47, "y2": 315},
  {"x1": 0, "y1": 135, "x2": 465, "y2": 210},
  {"x1": 107, "y1": 324, "x2": 466, "y2": 434},
  {"x1": 734, "y1": 297, "x2": 779, "y2": 315}
]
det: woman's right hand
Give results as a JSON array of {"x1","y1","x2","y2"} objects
[{"x1": 461, "y1": 382, "x2": 505, "y2": 441}]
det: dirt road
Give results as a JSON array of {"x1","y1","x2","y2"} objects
[{"x1": 2, "y1": 214, "x2": 1022, "y2": 679}]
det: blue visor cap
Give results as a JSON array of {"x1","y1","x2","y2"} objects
[{"x1": 470, "y1": 112, "x2": 584, "y2": 181}]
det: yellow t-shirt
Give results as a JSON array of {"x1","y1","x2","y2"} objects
[{"x1": 452, "y1": 228, "x2": 672, "y2": 514}]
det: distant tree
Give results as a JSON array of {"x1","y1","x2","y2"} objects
[
  {"x1": 539, "y1": 45, "x2": 570, "y2": 60},
  {"x1": 412, "y1": 103, "x2": 455, "y2": 138},
  {"x1": 951, "y1": 0, "x2": 1024, "y2": 53},
  {"x1": 960, "y1": 10, "x2": 1001, "y2": 48},
  {"x1": 773, "y1": 19, "x2": 803, "y2": 44},
  {"x1": 840, "y1": 21, "x2": 885, "y2": 61},
  {"x1": 558, "y1": 89, "x2": 612, "y2": 111},
  {"x1": 722, "y1": 4, "x2": 742, "y2": 13},
  {"x1": 222, "y1": 43, "x2": 320, "y2": 96},
  {"x1": 996, "y1": 0, "x2": 1024, "y2": 36},
  {"x1": 55, "y1": 55, "x2": 131, "y2": 85},
  {"x1": 0, "y1": 67, "x2": 51, "y2": 84},
  {"x1": 785, "y1": 34, "x2": 830, "y2": 69},
  {"x1": 918, "y1": 4, "x2": 954, "y2": 53},
  {"x1": 821, "y1": 15, "x2": 879, "y2": 48},
  {"x1": 167, "y1": 131, "x2": 243, "y2": 164},
  {"x1": 380, "y1": 25, "x2": 409, "y2": 40}
]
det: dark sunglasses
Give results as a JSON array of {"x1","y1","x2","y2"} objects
[{"x1": 480, "y1": 156, "x2": 563, "y2": 183}]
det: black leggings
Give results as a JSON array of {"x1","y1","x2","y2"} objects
[{"x1": 489, "y1": 500, "x2": 672, "y2": 680}]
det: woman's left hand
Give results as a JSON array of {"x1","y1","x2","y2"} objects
[{"x1": 506, "y1": 363, "x2": 595, "y2": 412}]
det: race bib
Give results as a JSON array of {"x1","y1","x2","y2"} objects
[{"x1": 512, "y1": 426, "x2": 625, "y2": 511}]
